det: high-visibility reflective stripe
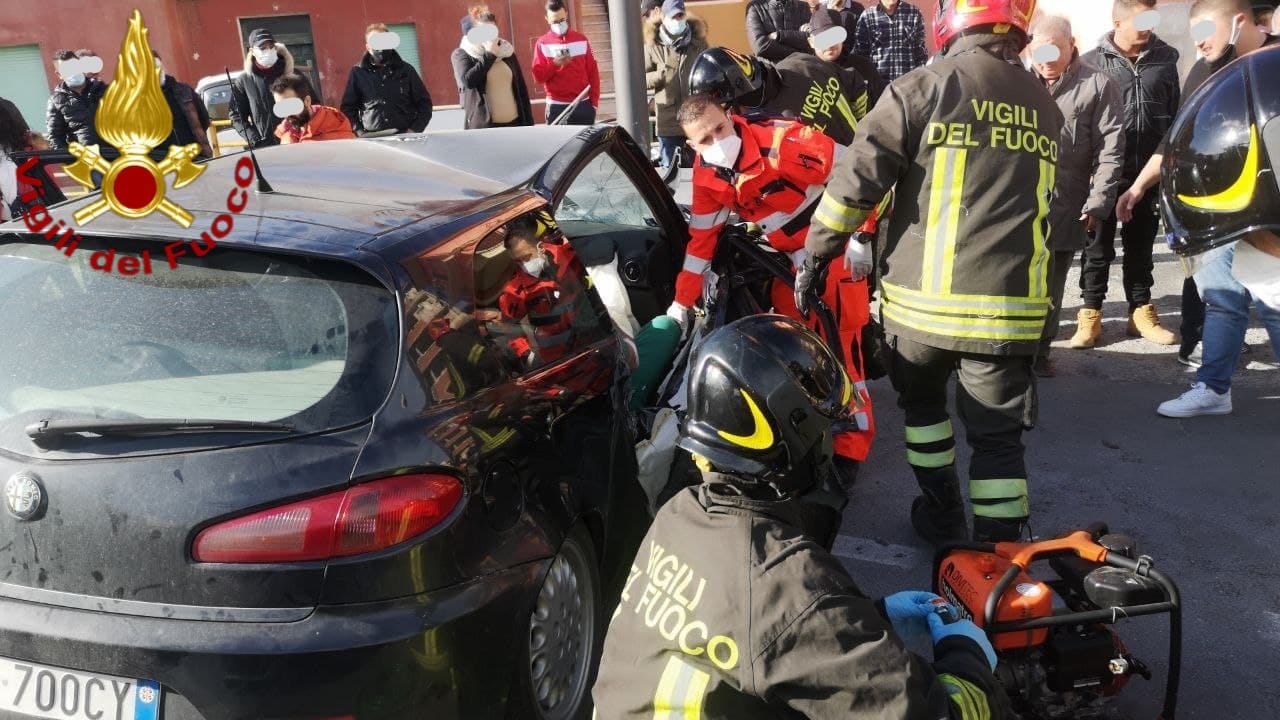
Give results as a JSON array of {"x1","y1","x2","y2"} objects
[
  {"x1": 1029, "y1": 158, "x2": 1053, "y2": 299},
  {"x1": 922, "y1": 147, "x2": 967, "y2": 294},
  {"x1": 814, "y1": 193, "x2": 866, "y2": 233},
  {"x1": 939, "y1": 149, "x2": 967, "y2": 293},
  {"x1": 757, "y1": 184, "x2": 826, "y2": 233},
  {"x1": 835, "y1": 94, "x2": 858, "y2": 133},
  {"x1": 854, "y1": 411, "x2": 870, "y2": 431},
  {"x1": 907, "y1": 448, "x2": 956, "y2": 468},
  {"x1": 683, "y1": 256, "x2": 710, "y2": 274},
  {"x1": 883, "y1": 303, "x2": 1045, "y2": 341},
  {"x1": 689, "y1": 211, "x2": 727, "y2": 231},
  {"x1": 972, "y1": 497, "x2": 1031, "y2": 519},
  {"x1": 882, "y1": 282, "x2": 1049, "y2": 317},
  {"x1": 905, "y1": 419, "x2": 953, "y2": 445},
  {"x1": 653, "y1": 656, "x2": 710, "y2": 719},
  {"x1": 970, "y1": 478, "x2": 1028, "y2": 500},
  {"x1": 939, "y1": 674, "x2": 992, "y2": 720}
]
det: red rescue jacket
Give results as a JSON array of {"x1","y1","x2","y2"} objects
[
  {"x1": 677, "y1": 114, "x2": 877, "y2": 308},
  {"x1": 498, "y1": 242, "x2": 587, "y2": 363}
]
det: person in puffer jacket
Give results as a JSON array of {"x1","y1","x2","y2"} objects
[
  {"x1": 45, "y1": 49, "x2": 108, "y2": 151},
  {"x1": 340, "y1": 22, "x2": 434, "y2": 136},
  {"x1": 229, "y1": 28, "x2": 296, "y2": 149}
]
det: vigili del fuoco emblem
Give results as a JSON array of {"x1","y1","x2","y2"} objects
[{"x1": 64, "y1": 9, "x2": 206, "y2": 228}]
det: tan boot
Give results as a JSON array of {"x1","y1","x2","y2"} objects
[
  {"x1": 1069, "y1": 309, "x2": 1102, "y2": 348},
  {"x1": 1127, "y1": 304, "x2": 1178, "y2": 345}
]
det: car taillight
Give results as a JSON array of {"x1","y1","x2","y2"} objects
[{"x1": 192, "y1": 474, "x2": 463, "y2": 563}]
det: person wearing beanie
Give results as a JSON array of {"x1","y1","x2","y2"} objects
[
  {"x1": 809, "y1": 6, "x2": 886, "y2": 106},
  {"x1": 229, "y1": 28, "x2": 297, "y2": 148}
]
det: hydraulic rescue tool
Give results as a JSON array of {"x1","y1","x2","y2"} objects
[{"x1": 934, "y1": 524, "x2": 1182, "y2": 720}]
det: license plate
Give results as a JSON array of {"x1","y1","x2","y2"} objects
[{"x1": 0, "y1": 657, "x2": 160, "y2": 720}]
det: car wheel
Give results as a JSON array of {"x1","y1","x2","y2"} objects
[{"x1": 512, "y1": 525, "x2": 602, "y2": 720}]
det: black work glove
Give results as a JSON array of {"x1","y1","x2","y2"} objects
[{"x1": 794, "y1": 254, "x2": 832, "y2": 319}]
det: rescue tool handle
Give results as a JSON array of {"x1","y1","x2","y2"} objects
[{"x1": 993, "y1": 530, "x2": 1109, "y2": 570}]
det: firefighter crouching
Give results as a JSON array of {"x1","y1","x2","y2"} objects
[
  {"x1": 591, "y1": 314, "x2": 1005, "y2": 719},
  {"x1": 796, "y1": 0, "x2": 1064, "y2": 545},
  {"x1": 665, "y1": 93, "x2": 875, "y2": 496}
]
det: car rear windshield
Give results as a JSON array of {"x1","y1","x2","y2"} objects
[{"x1": 0, "y1": 237, "x2": 399, "y2": 438}]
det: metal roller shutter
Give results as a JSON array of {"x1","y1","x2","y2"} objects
[
  {"x1": 388, "y1": 24, "x2": 422, "y2": 75},
  {"x1": 0, "y1": 45, "x2": 52, "y2": 133}
]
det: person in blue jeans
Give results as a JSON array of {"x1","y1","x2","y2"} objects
[
  {"x1": 1158, "y1": 245, "x2": 1280, "y2": 417},
  {"x1": 1155, "y1": 45, "x2": 1280, "y2": 418}
]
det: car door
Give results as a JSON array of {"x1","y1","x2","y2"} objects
[{"x1": 531, "y1": 130, "x2": 690, "y2": 329}]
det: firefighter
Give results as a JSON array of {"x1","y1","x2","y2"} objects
[
  {"x1": 591, "y1": 314, "x2": 1005, "y2": 720},
  {"x1": 688, "y1": 45, "x2": 870, "y2": 147},
  {"x1": 796, "y1": 0, "x2": 1063, "y2": 545},
  {"x1": 666, "y1": 93, "x2": 874, "y2": 492}
]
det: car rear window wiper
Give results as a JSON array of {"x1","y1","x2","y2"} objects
[{"x1": 25, "y1": 418, "x2": 297, "y2": 441}]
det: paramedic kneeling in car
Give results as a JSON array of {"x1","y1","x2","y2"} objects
[
  {"x1": 591, "y1": 314, "x2": 1005, "y2": 720},
  {"x1": 499, "y1": 212, "x2": 681, "y2": 407}
]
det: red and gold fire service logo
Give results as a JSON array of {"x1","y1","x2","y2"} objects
[{"x1": 64, "y1": 10, "x2": 205, "y2": 227}]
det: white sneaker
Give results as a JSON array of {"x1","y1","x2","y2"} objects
[{"x1": 1157, "y1": 382, "x2": 1233, "y2": 418}]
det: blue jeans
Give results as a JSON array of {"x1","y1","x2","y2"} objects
[
  {"x1": 658, "y1": 136, "x2": 685, "y2": 168},
  {"x1": 1193, "y1": 244, "x2": 1280, "y2": 393}
]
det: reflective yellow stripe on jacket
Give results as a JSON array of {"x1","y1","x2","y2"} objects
[
  {"x1": 938, "y1": 673, "x2": 992, "y2": 720},
  {"x1": 882, "y1": 282, "x2": 1049, "y2": 342},
  {"x1": 653, "y1": 656, "x2": 710, "y2": 719}
]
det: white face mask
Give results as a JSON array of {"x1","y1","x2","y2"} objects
[
  {"x1": 522, "y1": 255, "x2": 548, "y2": 276},
  {"x1": 700, "y1": 133, "x2": 742, "y2": 168},
  {"x1": 1231, "y1": 240, "x2": 1280, "y2": 309},
  {"x1": 663, "y1": 17, "x2": 688, "y2": 34},
  {"x1": 66, "y1": 73, "x2": 86, "y2": 87},
  {"x1": 253, "y1": 47, "x2": 278, "y2": 66},
  {"x1": 551, "y1": 21, "x2": 570, "y2": 35}
]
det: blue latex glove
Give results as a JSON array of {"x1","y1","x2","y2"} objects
[
  {"x1": 882, "y1": 590, "x2": 944, "y2": 643},
  {"x1": 927, "y1": 612, "x2": 998, "y2": 671}
]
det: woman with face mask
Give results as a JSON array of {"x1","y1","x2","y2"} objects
[
  {"x1": 643, "y1": 0, "x2": 709, "y2": 168},
  {"x1": 451, "y1": 7, "x2": 535, "y2": 129}
]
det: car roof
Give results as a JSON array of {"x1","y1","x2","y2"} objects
[
  {"x1": 18, "y1": 126, "x2": 591, "y2": 259},
  {"x1": 195, "y1": 71, "x2": 243, "y2": 92}
]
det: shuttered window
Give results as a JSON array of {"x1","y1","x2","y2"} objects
[
  {"x1": 0, "y1": 45, "x2": 52, "y2": 133},
  {"x1": 388, "y1": 24, "x2": 422, "y2": 75}
]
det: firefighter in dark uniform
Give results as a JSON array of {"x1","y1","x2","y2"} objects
[
  {"x1": 796, "y1": 0, "x2": 1063, "y2": 545},
  {"x1": 689, "y1": 45, "x2": 871, "y2": 147},
  {"x1": 591, "y1": 314, "x2": 1004, "y2": 720}
]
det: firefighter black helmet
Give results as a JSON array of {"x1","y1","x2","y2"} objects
[
  {"x1": 1161, "y1": 46, "x2": 1280, "y2": 257},
  {"x1": 678, "y1": 315, "x2": 855, "y2": 494},
  {"x1": 688, "y1": 47, "x2": 765, "y2": 105}
]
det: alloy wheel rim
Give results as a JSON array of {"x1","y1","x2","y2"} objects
[{"x1": 528, "y1": 541, "x2": 594, "y2": 720}]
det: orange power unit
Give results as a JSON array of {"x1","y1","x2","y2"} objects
[{"x1": 937, "y1": 549, "x2": 1052, "y2": 650}]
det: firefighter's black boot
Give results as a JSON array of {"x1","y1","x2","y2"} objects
[{"x1": 910, "y1": 468, "x2": 968, "y2": 546}]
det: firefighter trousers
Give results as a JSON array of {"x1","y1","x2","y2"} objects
[
  {"x1": 886, "y1": 333, "x2": 1037, "y2": 524},
  {"x1": 771, "y1": 260, "x2": 876, "y2": 463}
]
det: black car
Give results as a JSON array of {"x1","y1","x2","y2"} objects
[{"x1": 0, "y1": 125, "x2": 689, "y2": 720}]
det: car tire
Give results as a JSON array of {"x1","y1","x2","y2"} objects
[{"x1": 509, "y1": 524, "x2": 604, "y2": 720}]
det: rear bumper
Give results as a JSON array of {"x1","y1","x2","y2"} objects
[{"x1": 0, "y1": 562, "x2": 545, "y2": 720}]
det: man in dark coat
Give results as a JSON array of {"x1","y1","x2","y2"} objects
[
  {"x1": 152, "y1": 50, "x2": 214, "y2": 160},
  {"x1": 45, "y1": 49, "x2": 108, "y2": 151},
  {"x1": 229, "y1": 28, "x2": 296, "y2": 149},
  {"x1": 746, "y1": 0, "x2": 813, "y2": 60},
  {"x1": 341, "y1": 23, "x2": 434, "y2": 136}
]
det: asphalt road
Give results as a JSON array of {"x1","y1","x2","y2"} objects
[{"x1": 835, "y1": 247, "x2": 1279, "y2": 719}]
